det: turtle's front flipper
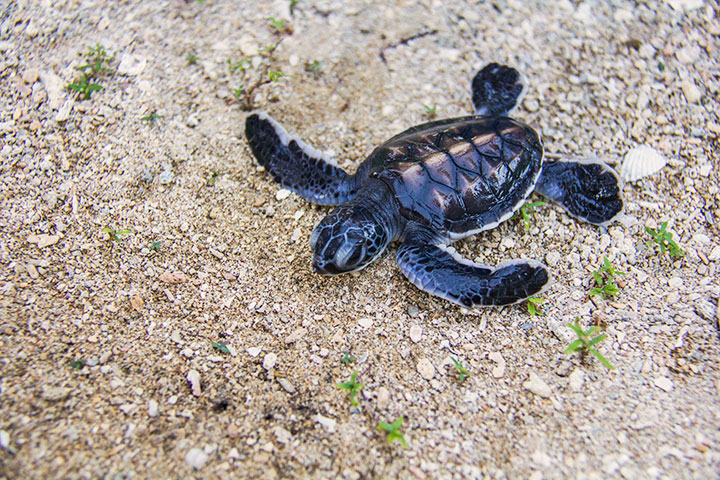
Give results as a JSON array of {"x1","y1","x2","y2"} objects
[
  {"x1": 534, "y1": 159, "x2": 623, "y2": 226},
  {"x1": 472, "y1": 63, "x2": 526, "y2": 116},
  {"x1": 396, "y1": 227, "x2": 549, "y2": 307},
  {"x1": 245, "y1": 113, "x2": 363, "y2": 206}
]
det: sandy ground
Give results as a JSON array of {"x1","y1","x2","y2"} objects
[{"x1": 1, "y1": 0, "x2": 719, "y2": 478}]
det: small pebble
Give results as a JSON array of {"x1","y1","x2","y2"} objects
[
  {"x1": 148, "y1": 399, "x2": 159, "y2": 417},
  {"x1": 0, "y1": 430, "x2": 9, "y2": 450},
  {"x1": 417, "y1": 358, "x2": 435, "y2": 380},
  {"x1": 409, "y1": 324, "x2": 422, "y2": 343},
  {"x1": 276, "y1": 189, "x2": 291, "y2": 201},
  {"x1": 263, "y1": 352, "x2": 277, "y2": 370},
  {"x1": 654, "y1": 376, "x2": 673, "y2": 392},
  {"x1": 568, "y1": 369, "x2": 585, "y2": 391},
  {"x1": 489, "y1": 351, "x2": 506, "y2": 378},
  {"x1": 523, "y1": 373, "x2": 552, "y2": 398},
  {"x1": 187, "y1": 369, "x2": 201, "y2": 396},
  {"x1": 247, "y1": 346, "x2": 262, "y2": 357},
  {"x1": 376, "y1": 387, "x2": 390, "y2": 409},
  {"x1": 277, "y1": 378, "x2": 296, "y2": 394},
  {"x1": 680, "y1": 81, "x2": 702, "y2": 104},
  {"x1": 315, "y1": 414, "x2": 336, "y2": 432},
  {"x1": 185, "y1": 448, "x2": 209, "y2": 470}
]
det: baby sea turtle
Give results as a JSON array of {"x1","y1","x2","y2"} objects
[{"x1": 245, "y1": 63, "x2": 623, "y2": 307}]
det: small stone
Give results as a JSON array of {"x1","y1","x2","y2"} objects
[
  {"x1": 130, "y1": 295, "x2": 144, "y2": 312},
  {"x1": 26, "y1": 264, "x2": 39, "y2": 279},
  {"x1": 680, "y1": 81, "x2": 702, "y2": 104},
  {"x1": 228, "y1": 447, "x2": 241, "y2": 459},
  {"x1": 675, "y1": 45, "x2": 700, "y2": 64},
  {"x1": 275, "y1": 188, "x2": 291, "y2": 201},
  {"x1": 55, "y1": 99, "x2": 73, "y2": 122},
  {"x1": 39, "y1": 71, "x2": 64, "y2": 108},
  {"x1": 668, "y1": 277, "x2": 683, "y2": 289},
  {"x1": 654, "y1": 376, "x2": 673, "y2": 392},
  {"x1": 22, "y1": 68, "x2": 39, "y2": 84},
  {"x1": 186, "y1": 114, "x2": 199, "y2": 128},
  {"x1": 489, "y1": 351, "x2": 506, "y2": 378},
  {"x1": 568, "y1": 369, "x2": 585, "y2": 391},
  {"x1": 407, "y1": 305, "x2": 420, "y2": 317},
  {"x1": 315, "y1": 414, "x2": 336, "y2": 432},
  {"x1": 247, "y1": 346, "x2": 262, "y2": 357},
  {"x1": 285, "y1": 328, "x2": 306, "y2": 344},
  {"x1": 277, "y1": 378, "x2": 296, "y2": 394},
  {"x1": 148, "y1": 399, "x2": 159, "y2": 417},
  {"x1": 417, "y1": 358, "x2": 435, "y2": 380},
  {"x1": 523, "y1": 373, "x2": 552, "y2": 398},
  {"x1": 185, "y1": 448, "x2": 209, "y2": 470},
  {"x1": 117, "y1": 54, "x2": 147, "y2": 76},
  {"x1": 27, "y1": 234, "x2": 60, "y2": 248},
  {"x1": 531, "y1": 450, "x2": 552, "y2": 467},
  {"x1": 358, "y1": 317, "x2": 373, "y2": 329},
  {"x1": 263, "y1": 352, "x2": 277, "y2": 370},
  {"x1": 708, "y1": 245, "x2": 720, "y2": 262},
  {"x1": 376, "y1": 387, "x2": 390, "y2": 409},
  {"x1": 0, "y1": 430, "x2": 9, "y2": 450},
  {"x1": 524, "y1": 98, "x2": 540, "y2": 112},
  {"x1": 409, "y1": 324, "x2": 422, "y2": 343},
  {"x1": 187, "y1": 369, "x2": 201, "y2": 396},
  {"x1": 159, "y1": 271, "x2": 188, "y2": 284},
  {"x1": 274, "y1": 427, "x2": 292, "y2": 444},
  {"x1": 545, "y1": 251, "x2": 561, "y2": 267}
]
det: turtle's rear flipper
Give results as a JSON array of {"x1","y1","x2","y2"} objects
[
  {"x1": 245, "y1": 113, "x2": 361, "y2": 206},
  {"x1": 472, "y1": 63, "x2": 526, "y2": 117},
  {"x1": 396, "y1": 228, "x2": 549, "y2": 308},
  {"x1": 535, "y1": 159, "x2": 623, "y2": 226}
]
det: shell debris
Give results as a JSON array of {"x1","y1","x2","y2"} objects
[{"x1": 620, "y1": 145, "x2": 667, "y2": 182}]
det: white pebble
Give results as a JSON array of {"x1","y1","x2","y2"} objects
[
  {"x1": 409, "y1": 324, "x2": 422, "y2": 343},
  {"x1": 358, "y1": 317, "x2": 373, "y2": 329},
  {"x1": 545, "y1": 251, "x2": 561, "y2": 267},
  {"x1": 416, "y1": 358, "x2": 435, "y2": 380},
  {"x1": 247, "y1": 346, "x2": 262, "y2": 357},
  {"x1": 263, "y1": 352, "x2": 278, "y2": 370},
  {"x1": 276, "y1": 188, "x2": 291, "y2": 201},
  {"x1": 668, "y1": 277, "x2": 683, "y2": 289},
  {"x1": 185, "y1": 447, "x2": 209, "y2": 470},
  {"x1": 315, "y1": 414, "x2": 336, "y2": 432},
  {"x1": 569, "y1": 369, "x2": 585, "y2": 391},
  {"x1": 148, "y1": 399, "x2": 159, "y2": 417},
  {"x1": 187, "y1": 369, "x2": 201, "y2": 396},
  {"x1": 0, "y1": 430, "x2": 9, "y2": 449},
  {"x1": 654, "y1": 376, "x2": 674, "y2": 392},
  {"x1": 680, "y1": 81, "x2": 702, "y2": 104},
  {"x1": 523, "y1": 372, "x2": 552, "y2": 398},
  {"x1": 489, "y1": 351, "x2": 506, "y2": 378}
]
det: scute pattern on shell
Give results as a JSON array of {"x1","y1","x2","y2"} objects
[{"x1": 367, "y1": 116, "x2": 543, "y2": 235}]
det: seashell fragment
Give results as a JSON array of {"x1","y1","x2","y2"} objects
[{"x1": 620, "y1": 145, "x2": 667, "y2": 182}]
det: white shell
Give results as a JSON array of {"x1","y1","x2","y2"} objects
[{"x1": 620, "y1": 145, "x2": 667, "y2": 182}]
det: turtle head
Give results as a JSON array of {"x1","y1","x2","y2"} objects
[{"x1": 310, "y1": 206, "x2": 390, "y2": 275}]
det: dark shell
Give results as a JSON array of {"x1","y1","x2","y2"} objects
[{"x1": 366, "y1": 115, "x2": 543, "y2": 235}]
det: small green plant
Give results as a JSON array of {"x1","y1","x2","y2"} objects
[
  {"x1": 102, "y1": 227, "x2": 131, "y2": 242},
  {"x1": 69, "y1": 359, "x2": 85, "y2": 370},
  {"x1": 212, "y1": 341, "x2": 231, "y2": 354},
  {"x1": 423, "y1": 104, "x2": 437, "y2": 117},
  {"x1": 589, "y1": 256, "x2": 624, "y2": 299},
  {"x1": 451, "y1": 357, "x2": 470, "y2": 382},
  {"x1": 268, "y1": 17, "x2": 288, "y2": 33},
  {"x1": 337, "y1": 371, "x2": 364, "y2": 406},
  {"x1": 305, "y1": 60, "x2": 323, "y2": 77},
  {"x1": 516, "y1": 201, "x2": 547, "y2": 230},
  {"x1": 268, "y1": 70, "x2": 292, "y2": 82},
  {"x1": 527, "y1": 296, "x2": 545, "y2": 316},
  {"x1": 186, "y1": 52, "x2": 199, "y2": 65},
  {"x1": 565, "y1": 318, "x2": 615, "y2": 370},
  {"x1": 289, "y1": 0, "x2": 299, "y2": 15},
  {"x1": 658, "y1": 60, "x2": 665, "y2": 72},
  {"x1": 140, "y1": 112, "x2": 162, "y2": 123},
  {"x1": 233, "y1": 86, "x2": 245, "y2": 99},
  {"x1": 340, "y1": 352, "x2": 357, "y2": 366},
  {"x1": 149, "y1": 241, "x2": 162, "y2": 251},
  {"x1": 377, "y1": 417, "x2": 407, "y2": 448},
  {"x1": 645, "y1": 221, "x2": 684, "y2": 259},
  {"x1": 68, "y1": 44, "x2": 113, "y2": 99},
  {"x1": 227, "y1": 58, "x2": 250, "y2": 72},
  {"x1": 206, "y1": 170, "x2": 219, "y2": 186}
]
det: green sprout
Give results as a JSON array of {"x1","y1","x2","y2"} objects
[
  {"x1": 645, "y1": 221, "x2": 684, "y2": 259},
  {"x1": 289, "y1": 0, "x2": 299, "y2": 15},
  {"x1": 341, "y1": 352, "x2": 357, "y2": 366},
  {"x1": 69, "y1": 359, "x2": 85, "y2": 370},
  {"x1": 233, "y1": 86, "x2": 245, "y2": 99},
  {"x1": 227, "y1": 58, "x2": 250, "y2": 72},
  {"x1": 527, "y1": 296, "x2": 545, "y2": 316},
  {"x1": 67, "y1": 44, "x2": 112, "y2": 99},
  {"x1": 337, "y1": 371, "x2": 364, "y2": 406},
  {"x1": 149, "y1": 241, "x2": 162, "y2": 251},
  {"x1": 206, "y1": 170, "x2": 219, "y2": 186},
  {"x1": 102, "y1": 227, "x2": 131, "y2": 242},
  {"x1": 423, "y1": 104, "x2": 437, "y2": 117},
  {"x1": 212, "y1": 341, "x2": 231, "y2": 354},
  {"x1": 268, "y1": 17, "x2": 287, "y2": 32},
  {"x1": 565, "y1": 318, "x2": 615, "y2": 370},
  {"x1": 516, "y1": 201, "x2": 547, "y2": 230},
  {"x1": 589, "y1": 256, "x2": 624, "y2": 299},
  {"x1": 268, "y1": 70, "x2": 292, "y2": 82},
  {"x1": 451, "y1": 357, "x2": 470, "y2": 382},
  {"x1": 186, "y1": 52, "x2": 199, "y2": 65},
  {"x1": 305, "y1": 60, "x2": 323, "y2": 77},
  {"x1": 377, "y1": 417, "x2": 407, "y2": 448},
  {"x1": 140, "y1": 112, "x2": 162, "y2": 123},
  {"x1": 658, "y1": 60, "x2": 665, "y2": 72}
]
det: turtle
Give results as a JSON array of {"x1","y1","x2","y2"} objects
[{"x1": 244, "y1": 63, "x2": 623, "y2": 308}]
